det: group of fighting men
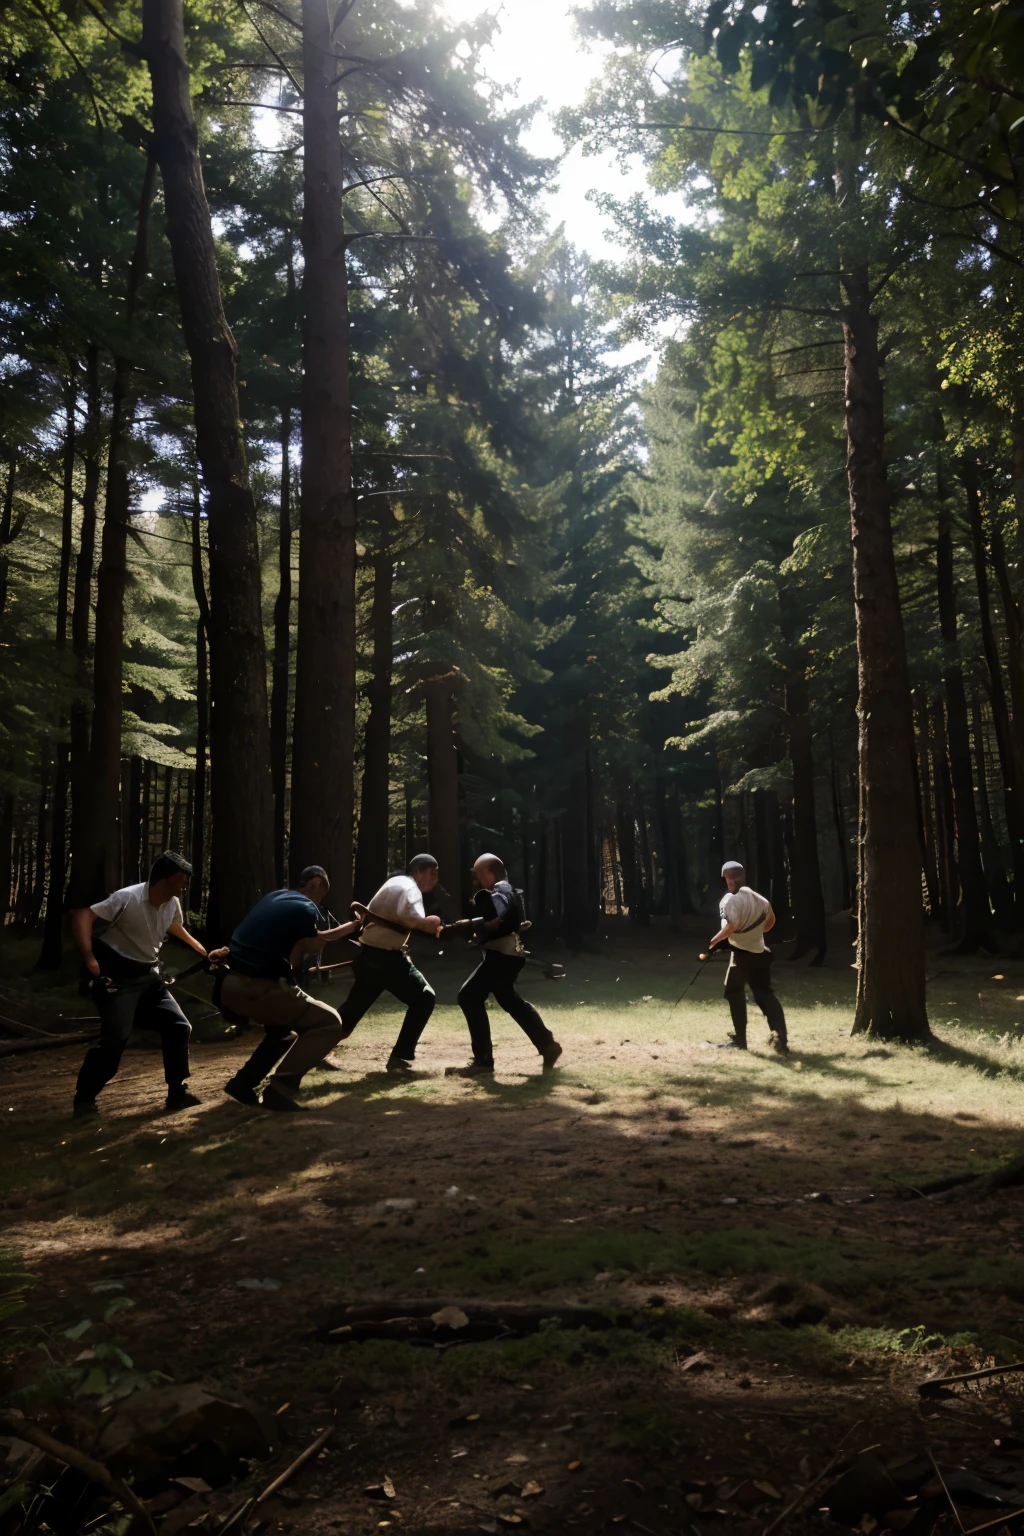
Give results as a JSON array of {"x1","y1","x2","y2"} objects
[{"x1": 70, "y1": 852, "x2": 564, "y2": 1116}]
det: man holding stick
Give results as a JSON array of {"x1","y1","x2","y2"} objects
[
  {"x1": 221, "y1": 866, "x2": 360, "y2": 1111},
  {"x1": 339, "y1": 854, "x2": 443, "y2": 1075},
  {"x1": 71, "y1": 851, "x2": 209, "y2": 1118},
  {"x1": 708, "y1": 860, "x2": 789, "y2": 1054}
]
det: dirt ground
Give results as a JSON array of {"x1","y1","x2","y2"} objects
[{"x1": 3, "y1": 917, "x2": 1024, "y2": 1534}]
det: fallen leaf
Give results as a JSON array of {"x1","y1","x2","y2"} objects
[
  {"x1": 431, "y1": 1306, "x2": 470, "y2": 1329},
  {"x1": 686, "y1": 1493, "x2": 703, "y2": 1509},
  {"x1": 754, "y1": 1481, "x2": 781, "y2": 1500},
  {"x1": 568, "y1": 1460, "x2": 582, "y2": 1471},
  {"x1": 521, "y1": 1481, "x2": 544, "y2": 1498},
  {"x1": 383, "y1": 1476, "x2": 396, "y2": 1499},
  {"x1": 505, "y1": 1454, "x2": 529, "y2": 1464},
  {"x1": 365, "y1": 1485, "x2": 389, "y2": 1500},
  {"x1": 174, "y1": 1476, "x2": 212, "y2": 1494},
  {"x1": 678, "y1": 1351, "x2": 713, "y2": 1373}
]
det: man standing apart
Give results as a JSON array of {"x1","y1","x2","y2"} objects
[
  {"x1": 72, "y1": 851, "x2": 209, "y2": 1118},
  {"x1": 708, "y1": 860, "x2": 789, "y2": 1054},
  {"x1": 340, "y1": 854, "x2": 443, "y2": 1076},
  {"x1": 222, "y1": 866, "x2": 360, "y2": 1111},
  {"x1": 446, "y1": 854, "x2": 562, "y2": 1079}
]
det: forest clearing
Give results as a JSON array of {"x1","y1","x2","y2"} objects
[
  {"x1": 4, "y1": 922, "x2": 1024, "y2": 1532},
  {"x1": 3, "y1": 0, "x2": 1024, "y2": 1527}
]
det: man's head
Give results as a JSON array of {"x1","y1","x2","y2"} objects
[
  {"x1": 295, "y1": 865, "x2": 330, "y2": 907},
  {"x1": 721, "y1": 861, "x2": 745, "y2": 894},
  {"x1": 149, "y1": 851, "x2": 192, "y2": 900},
  {"x1": 408, "y1": 853, "x2": 439, "y2": 893},
  {"x1": 472, "y1": 854, "x2": 506, "y2": 891}
]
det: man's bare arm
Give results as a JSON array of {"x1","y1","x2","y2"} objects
[
  {"x1": 709, "y1": 920, "x2": 737, "y2": 949},
  {"x1": 71, "y1": 907, "x2": 101, "y2": 976},
  {"x1": 763, "y1": 905, "x2": 776, "y2": 933},
  {"x1": 167, "y1": 920, "x2": 207, "y2": 958}
]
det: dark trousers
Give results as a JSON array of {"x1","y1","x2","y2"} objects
[
  {"x1": 458, "y1": 951, "x2": 552, "y2": 1067},
  {"x1": 76, "y1": 976, "x2": 191, "y2": 1101},
  {"x1": 724, "y1": 945, "x2": 787, "y2": 1045},
  {"x1": 339, "y1": 948, "x2": 435, "y2": 1060}
]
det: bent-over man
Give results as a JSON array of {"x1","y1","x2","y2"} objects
[
  {"x1": 339, "y1": 853, "x2": 443, "y2": 1076},
  {"x1": 708, "y1": 860, "x2": 789, "y2": 1054},
  {"x1": 446, "y1": 854, "x2": 562, "y2": 1078},
  {"x1": 222, "y1": 866, "x2": 360, "y2": 1112},
  {"x1": 72, "y1": 851, "x2": 208, "y2": 1118}
]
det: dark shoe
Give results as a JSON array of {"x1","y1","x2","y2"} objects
[
  {"x1": 444, "y1": 1059, "x2": 495, "y2": 1078},
  {"x1": 261, "y1": 1082, "x2": 307, "y2": 1112},
  {"x1": 164, "y1": 1088, "x2": 201, "y2": 1112},
  {"x1": 73, "y1": 1097, "x2": 99, "y2": 1120},
  {"x1": 385, "y1": 1056, "x2": 420, "y2": 1078},
  {"x1": 770, "y1": 1033, "x2": 790, "y2": 1056},
  {"x1": 724, "y1": 1035, "x2": 747, "y2": 1050},
  {"x1": 224, "y1": 1078, "x2": 261, "y2": 1108},
  {"x1": 541, "y1": 1040, "x2": 563, "y2": 1070}
]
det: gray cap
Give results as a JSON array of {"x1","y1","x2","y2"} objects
[{"x1": 721, "y1": 861, "x2": 745, "y2": 876}]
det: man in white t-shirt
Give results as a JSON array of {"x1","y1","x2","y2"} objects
[
  {"x1": 339, "y1": 854, "x2": 443, "y2": 1074},
  {"x1": 71, "y1": 851, "x2": 215, "y2": 1117},
  {"x1": 708, "y1": 861, "x2": 789, "y2": 1054}
]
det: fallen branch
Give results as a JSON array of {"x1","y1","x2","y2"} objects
[
  {"x1": 0, "y1": 1030, "x2": 99, "y2": 1058},
  {"x1": 897, "y1": 1155, "x2": 1024, "y2": 1203},
  {"x1": 0, "y1": 1408, "x2": 157, "y2": 1536},
  {"x1": 317, "y1": 1299, "x2": 628, "y2": 1344},
  {"x1": 256, "y1": 1422, "x2": 335, "y2": 1503},
  {"x1": 920, "y1": 1360, "x2": 1024, "y2": 1396}
]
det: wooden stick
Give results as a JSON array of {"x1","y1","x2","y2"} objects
[
  {"x1": 761, "y1": 1423, "x2": 861, "y2": 1536},
  {"x1": 255, "y1": 1422, "x2": 335, "y2": 1504},
  {"x1": 928, "y1": 1449, "x2": 965, "y2": 1534},
  {"x1": 0, "y1": 1408, "x2": 157, "y2": 1536},
  {"x1": 920, "y1": 1360, "x2": 1024, "y2": 1394}
]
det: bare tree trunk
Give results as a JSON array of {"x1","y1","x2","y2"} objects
[
  {"x1": 972, "y1": 693, "x2": 1013, "y2": 926},
  {"x1": 932, "y1": 700, "x2": 959, "y2": 935},
  {"x1": 55, "y1": 378, "x2": 76, "y2": 650},
  {"x1": 0, "y1": 456, "x2": 18, "y2": 623},
  {"x1": 936, "y1": 499, "x2": 996, "y2": 947},
  {"x1": 786, "y1": 666, "x2": 827, "y2": 960},
  {"x1": 69, "y1": 345, "x2": 101, "y2": 878},
  {"x1": 828, "y1": 727, "x2": 852, "y2": 911},
  {"x1": 988, "y1": 516, "x2": 1024, "y2": 772},
  {"x1": 0, "y1": 794, "x2": 13, "y2": 925},
  {"x1": 425, "y1": 673, "x2": 462, "y2": 913},
  {"x1": 143, "y1": 0, "x2": 274, "y2": 935},
  {"x1": 290, "y1": 0, "x2": 356, "y2": 901},
  {"x1": 962, "y1": 456, "x2": 1024, "y2": 920},
  {"x1": 189, "y1": 487, "x2": 210, "y2": 914},
  {"x1": 354, "y1": 549, "x2": 394, "y2": 899},
  {"x1": 843, "y1": 266, "x2": 927, "y2": 1039},
  {"x1": 271, "y1": 406, "x2": 292, "y2": 887}
]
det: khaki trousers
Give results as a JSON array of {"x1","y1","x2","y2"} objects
[{"x1": 221, "y1": 972, "x2": 344, "y2": 1086}]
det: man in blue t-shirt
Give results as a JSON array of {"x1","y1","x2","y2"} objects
[{"x1": 219, "y1": 866, "x2": 360, "y2": 1111}]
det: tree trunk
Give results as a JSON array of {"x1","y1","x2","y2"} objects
[
  {"x1": 189, "y1": 488, "x2": 210, "y2": 915},
  {"x1": 935, "y1": 500, "x2": 996, "y2": 947},
  {"x1": 27, "y1": 767, "x2": 49, "y2": 930},
  {"x1": 962, "y1": 456, "x2": 1024, "y2": 918},
  {"x1": 143, "y1": 0, "x2": 274, "y2": 936},
  {"x1": 933, "y1": 700, "x2": 959, "y2": 935},
  {"x1": 561, "y1": 744, "x2": 591, "y2": 947},
  {"x1": 37, "y1": 382, "x2": 78, "y2": 968},
  {"x1": 55, "y1": 377, "x2": 77, "y2": 651},
  {"x1": 0, "y1": 793, "x2": 13, "y2": 924},
  {"x1": 828, "y1": 727, "x2": 852, "y2": 911},
  {"x1": 987, "y1": 516, "x2": 1024, "y2": 776},
  {"x1": 0, "y1": 456, "x2": 16, "y2": 622},
  {"x1": 841, "y1": 267, "x2": 927, "y2": 1038},
  {"x1": 785, "y1": 666, "x2": 826, "y2": 959},
  {"x1": 69, "y1": 345, "x2": 101, "y2": 879},
  {"x1": 290, "y1": 0, "x2": 356, "y2": 901},
  {"x1": 913, "y1": 691, "x2": 940, "y2": 920},
  {"x1": 972, "y1": 693, "x2": 1013, "y2": 926},
  {"x1": 271, "y1": 406, "x2": 292, "y2": 887},
  {"x1": 424, "y1": 673, "x2": 462, "y2": 913},
  {"x1": 354, "y1": 549, "x2": 394, "y2": 899}
]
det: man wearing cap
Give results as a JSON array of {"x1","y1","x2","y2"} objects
[
  {"x1": 339, "y1": 854, "x2": 444, "y2": 1076},
  {"x1": 71, "y1": 851, "x2": 210, "y2": 1118},
  {"x1": 708, "y1": 861, "x2": 789, "y2": 1054},
  {"x1": 221, "y1": 866, "x2": 361, "y2": 1112}
]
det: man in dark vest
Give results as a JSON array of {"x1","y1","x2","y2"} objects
[
  {"x1": 708, "y1": 860, "x2": 789, "y2": 1054},
  {"x1": 446, "y1": 854, "x2": 562, "y2": 1078},
  {"x1": 71, "y1": 851, "x2": 209, "y2": 1118}
]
